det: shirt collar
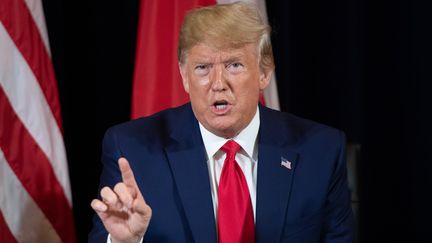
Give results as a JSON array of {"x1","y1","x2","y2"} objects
[{"x1": 199, "y1": 107, "x2": 260, "y2": 160}]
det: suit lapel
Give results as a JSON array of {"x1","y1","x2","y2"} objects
[
  {"x1": 163, "y1": 104, "x2": 300, "y2": 243},
  {"x1": 255, "y1": 106, "x2": 299, "y2": 243},
  {"x1": 164, "y1": 105, "x2": 217, "y2": 243}
]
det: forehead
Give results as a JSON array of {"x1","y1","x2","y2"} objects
[{"x1": 185, "y1": 43, "x2": 258, "y2": 63}]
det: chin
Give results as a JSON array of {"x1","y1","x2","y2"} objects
[
  {"x1": 209, "y1": 123, "x2": 237, "y2": 138},
  {"x1": 201, "y1": 113, "x2": 238, "y2": 137}
]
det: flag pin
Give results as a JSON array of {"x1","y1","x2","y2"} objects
[{"x1": 281, "y1": 157, "x2": 292, "y2": 170}]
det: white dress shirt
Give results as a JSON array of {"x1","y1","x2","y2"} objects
[
  {"x1": 199, "y1": 108, "x2": 260, "y2": 222},
  {"x1": 108, "y1": 108, "x2": 260, "y2": 243}
]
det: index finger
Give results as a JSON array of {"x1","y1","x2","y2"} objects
[{"x1": 118, "y1": 157, "x2": 139, "y2": 191}]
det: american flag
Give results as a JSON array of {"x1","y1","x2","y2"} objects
[
  {"x1": 281, "y1": 157, "x2": 292, "y2": 170},
  {"x1": 0, "y1": 0, "x2": 76, "y2": 242}
]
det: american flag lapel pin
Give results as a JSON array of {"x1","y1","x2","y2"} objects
[{"x1": 281, "y1": 157, "x2": 292, "y2": 170}]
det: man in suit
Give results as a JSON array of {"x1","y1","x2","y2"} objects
[{"x1": 89, "y1": 2, "x2": 353, "y2": 243}]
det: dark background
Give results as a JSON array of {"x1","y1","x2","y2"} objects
[{"x1": 42, "y1": 0, "x2": 431, "y2": 242}]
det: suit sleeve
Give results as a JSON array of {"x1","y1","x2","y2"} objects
[
  {"x1": 88, "y1": 127, "x2": 123, "y2": 243},
  {"x1": 322, "y1": 131, "x2": 354, "y2": 243}
]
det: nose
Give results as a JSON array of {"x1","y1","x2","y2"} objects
[{"x1": 210, "y1": 64, "x2": 226, "y2": 92}]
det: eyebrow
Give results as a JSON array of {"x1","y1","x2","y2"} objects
[
  {"x1": 222, "y1": 57, "x2": 242, "y2": 64},
  {"x1": 192, "y1": 54, "x2": 245, "y2": 64}
]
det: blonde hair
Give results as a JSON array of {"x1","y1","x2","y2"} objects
[{"x1": 178, "y1": 2, "x2": 274, "y2": 71}]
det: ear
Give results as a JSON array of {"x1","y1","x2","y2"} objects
[
  {"x1": 259, "y1": 68, "x2": 273, "y2": 90},
  {"x1": 179, "y1": 62, "x2": 190, "y2": 93}
]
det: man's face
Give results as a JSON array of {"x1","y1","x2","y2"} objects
[{"x1": 180, "y1": 43, "x2": 272, "y2": 138}]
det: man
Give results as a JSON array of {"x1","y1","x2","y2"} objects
[{"x1": 89, "y1": 3, "x2": 353, "y2": 243}]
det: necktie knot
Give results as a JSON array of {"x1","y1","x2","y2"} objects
[{"x1": 221, "y1": 140, "x2": 241, "y2": 158}]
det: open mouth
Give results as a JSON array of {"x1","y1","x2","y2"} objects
[{"x1": 213, "y1": 100, "x2": 229, "y2": 110}]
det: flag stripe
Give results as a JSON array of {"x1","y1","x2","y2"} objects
[
  {"x1": 22, "y1": 0, "x2": 51, "y2": 56},
  {"x1": 0, "y1": 87, "x2": 76, "y2": 243},
  {"x1": 0, "y1": 150, "x2": 62, "y2": 243},
  {"x1": 0, "y1": 22, "x2": 72, "y2": 204},
  {"x1": 0, "y1": 0, "x2": 62, "y2": 130},
  {"x1": 0, "y1": 211, "x2": 18, "y2": 243}
]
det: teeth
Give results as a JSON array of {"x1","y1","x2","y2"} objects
[{"x1": 215, "y1": 104, "x2": 227, "y2": 110}]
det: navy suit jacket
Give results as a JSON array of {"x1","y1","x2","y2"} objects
[{"x1": 89, "y1": 103, "x2": 353, "y2": 243}]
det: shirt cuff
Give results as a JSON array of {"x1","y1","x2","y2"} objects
[{"x1": 107, "y1": 234, "x2": 144, "y2": 243}]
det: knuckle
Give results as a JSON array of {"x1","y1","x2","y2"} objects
[
  {"x1": 100, "y1": 187, "x2": 111, "y2": 197},
  {"x1": 90, "y1": 199, "x2": 98, "y2": 208},
  {"x1": 114, "y1": 183, "x2": 127, "y2": 195},
  {"x1": 101, "y1": 188, "x2": 117, "y2": 203},
  {"x1": 113, "y1": 183, "x2": 122, "y2": 191}
]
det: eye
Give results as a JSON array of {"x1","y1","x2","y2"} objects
[
  {"x1": 226, "y1": 62, "x2": 244, "y2": 74},
  {"x1": 194, "y1": 64, "x2": 211, "y2": 76}
]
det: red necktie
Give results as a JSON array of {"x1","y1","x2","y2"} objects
[{"x1": 217, "y1": 140, "x2": 255, "y2": 243}]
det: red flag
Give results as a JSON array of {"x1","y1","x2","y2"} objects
[
  {"x1": 132, "y1": 0, "x2": 279, "y2": 119},
  {"x1": 0, "y1": 0, "x2": 76, "y2": 242},
  {"x1": 131, "y1": 0, "x2": 216, "y2": 119}
]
